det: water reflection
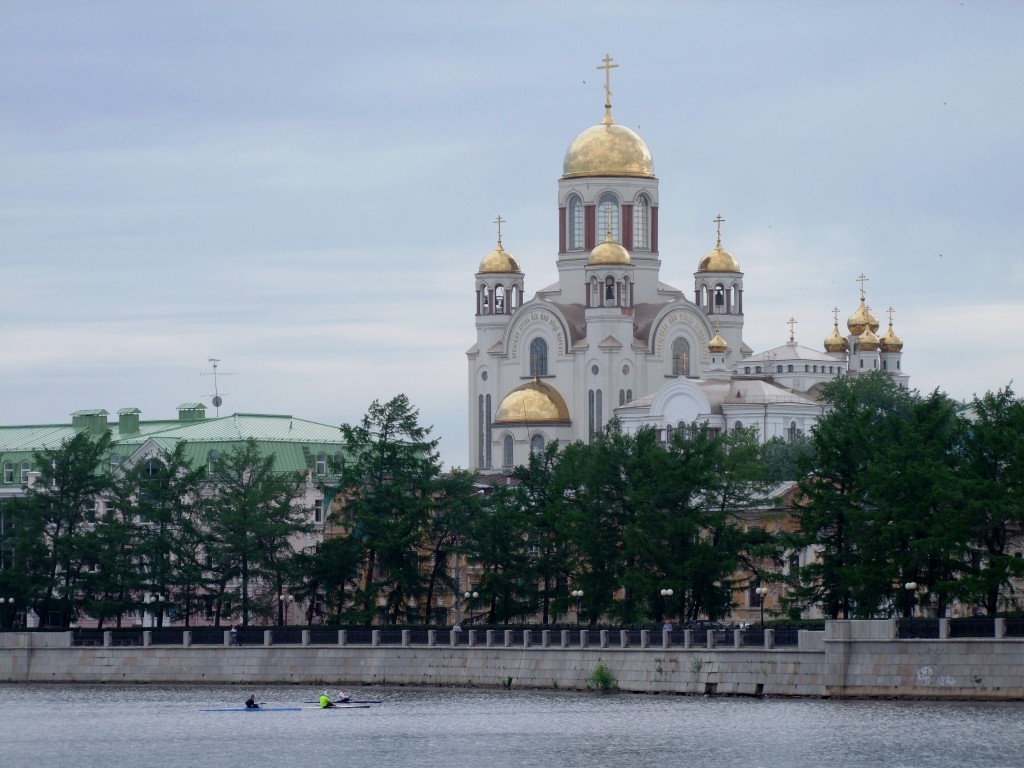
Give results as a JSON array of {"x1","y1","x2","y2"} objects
[{"x1": 1, "y1": 684, "x2": 1020, "y2": 768}]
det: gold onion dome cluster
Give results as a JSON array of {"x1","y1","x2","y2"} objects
[
  {"x1": 881, "y1": 321, "x2": 903, "y2": 352},
  {"x1": 824, "y1": 321, "x2": 849, "y2": 353},
  {"x1": 493, "y1": 379, "x2": 571, "y2": 425},
  {"x1": 847, "y1": 298, "x2": 879, "y2": 335},
  {"x1": 562, "y1": 111, "x2": 654, "y2": 179},
  {"x1": 697, "y1": 243, "x2": 741, "y2": 273},
  {"x1": 589, "y1": 230, "x2": 631, "y2": 266},
  {"x1": 478, "y1": 242, "x2": 521, "y2": 274}
]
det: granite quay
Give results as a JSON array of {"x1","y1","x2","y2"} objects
[{"x1": 1, "y1": 619, "x2": 1021, "y2": 699}]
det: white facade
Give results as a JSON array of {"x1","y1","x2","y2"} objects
[{"x1": 468, "y1": 68, "x2": 907, "y2": 472}]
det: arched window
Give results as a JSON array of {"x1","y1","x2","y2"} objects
[
  {"x1": 734, "y1": 420, "x2": 743, "y2": 431},
  {"x1": 589, "y1": 276, "x2": 600, "y2": 307},
  {"x1": 626, "y1": 388, "x2": 632, "y2": 402},
  {"x1": 714, "y1": 286, "x2": 725, "y2": 307},
  {"x1": 569, "y1": 196, "x2": 584, "y2": 250},
  {"x1": 622, "y1": 276, "x2": 631, "y2": 307},
  {"x1": 672, "y1": 338, "x2": 690, "y2": 377},
  {"x1": 3, "y1": 462, "x2": 12, "y2": 483},
  {"x1": 665, "y1": 424, "x2": 673, "y2": 443},
  {"x1": 20, "y1": 461, "x2": 30, "y2": 483},
  {"x1": 604, "y1": 276, "x2": 615, "y2": 303},
  {"x1": 494, "y1": 285, "x2": 505, "y2": 314},
  {"x1": 788, "y1": 421, "x2": 798, "y2": 442},
  {"x1": 597, "y1": 193, "x2": 619, "y2": 241},
  {"x1": 208, "y1": 451, "x2": 220, "y2": 475},
  {"x1": 633, "y1": 194, "x2": 650, "y2": 249},
  {"x1": 588, "y1": 389, "x2": 603, "y2": 440},
  {"x1": 502, "y1": 435, "x2": 514, "y2": 468},
  {"x1": 530, "y1": 434, "x2": 545, "y2": 454},
  {"x1": 530, "y1": 337, "x2": 548, "y2": 376},
  {"x1": 315, "y1": 453, "x2": 327, "y2": 476}
]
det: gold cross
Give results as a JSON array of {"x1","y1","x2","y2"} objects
[
  {"x1": 887, "y1": 306, "x2": 896, "y2": 323},
  {"x1": 787, "y1": 317, "x2": 798, "y2": 343},
  {"x1": 597, "y1": 53, "x2": 619, "y2": 108},
  {"x1": 832, "y1": 306, "x2": 840, "y2": 324},
  {"x1": 494, "y1": 214, "x2": 505, "y2": 248},
  {"x1": 713, "y1": 214, "x2": 725, "y2": 247},
  {"x1": 856, "y1": 273, "x2": 870, "y2": 299}
]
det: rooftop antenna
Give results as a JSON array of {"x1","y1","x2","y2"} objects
[{"x1": 201, "y1": 358, "x2": 236, "y2": 417}]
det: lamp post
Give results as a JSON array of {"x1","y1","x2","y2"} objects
[
  {"x1": 755, "y1": 586, "x2": 769, "y2": 627},
  {"x1": 279, "y1": 593, "x2": 294, "y2": 626},
  {"x1": 571, "y1": 589, "x2": 584, "y2": 627},
  {"x1": 463, "y1": 591, "x2": 479, "y2": 625},
  {"x1": 659, "y1": 588, "x2": 674, "y2": 623},
  {"x1": 904, "y1": 581, "x2": 917, "y2": 618},
  {"x1": 145, "y1": 594, "x2": 165, "y2": 628},
  {"x1": 0, "y1": 597, "x2": 12, "y2": 628}
]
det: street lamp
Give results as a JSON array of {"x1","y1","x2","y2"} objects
[
  {"x1": 145, "y1": 594, "x2": 165, "y2": 628},
  {"x1": 0, "y1": 598, "x2": 12, "y2": 629},
  {"x1": 571, "y1": 589, "x2": 584, "y2": 627},
  {"x1": 660, "y1": 588, "x2": 674, "y2": 624},
  {"x1": 904, "y1": 581, "x2": 917, "y2": 618},
  {"x1": 279, "y1": 593, "x2": 294, "y2": 626},
  {"x1": 463, "y1": 591, "x2": 479, "y2": 624},
  {"x1": 755, "y1": 586, "x2": 769, "y2": 626}
]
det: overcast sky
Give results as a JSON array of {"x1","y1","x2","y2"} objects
[{"x1": 2, "y1": 1, "x2": 1022, "y2": 469}]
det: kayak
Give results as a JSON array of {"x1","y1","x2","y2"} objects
[
  {"x1": 200, "y1": 707, "x2": 301, "y2": 712},
  {"x1": 302, "y1": 699, "x2": 382, "y2": 705},
  {"x1": 303, "y1": 703, "x2": 371, "y2": 709}
]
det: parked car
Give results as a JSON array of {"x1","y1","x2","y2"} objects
[{"x1": 683, "y1": 620, "x2": 726, "y2": 631}]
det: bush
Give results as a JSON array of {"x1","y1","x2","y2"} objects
[{"x1": 586, "y1": 662, "x2": 617, "y2": 693}]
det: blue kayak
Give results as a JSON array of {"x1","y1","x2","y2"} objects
[{"x1": 201, "y1": 707, "x2": 301, "y2": 712}]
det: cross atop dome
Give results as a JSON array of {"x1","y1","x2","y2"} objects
[
  {"x1": 597, "y1": 53, "x2": 619, "y2": 123},
  {"x1": 494, "y1": 214, "x2": 505, "y2": 248}
]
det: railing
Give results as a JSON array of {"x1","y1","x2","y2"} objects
[
  {"x1": 773, "y1": 628, "x2": 800, "y2": 647},
  {"x1": 1007, "y1": 618, "x2": 1024, "y2": 638},
  {"x1": 948, "y1": 617, "x2": 994, "y2": 638},
  {"x1": 897, "y1": 618, "x2": 940, "y2": 639}
]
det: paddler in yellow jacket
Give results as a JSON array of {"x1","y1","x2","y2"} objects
[{"x1": 319, "y1": 690, "x2": 335, "y2": 708}]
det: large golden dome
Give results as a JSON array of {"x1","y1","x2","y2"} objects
[
  {"x1": 562, "y1": 113, "x2": 654, "y2": 179},
  {"x1": 478, "y1": 245, "x2": 521, "y2": 274},
  {"x1": 708, "y1": 327, "x2": 728, "y2": 354},
  {"x1": 493, "y1": 380, "x2": 571, "y2": 425},
  {"x1": 698, "y1": 244, "x2": 741, "y2": 273},
  {"x1": 588, "y1": 230, "x2": 631, "y2": 265},
  {"x1": 857, "y1": 326, "x2": 880, "y2": 352},
  {"x1": 847, "y1": 298, "x2": 879, "y2": 335}
]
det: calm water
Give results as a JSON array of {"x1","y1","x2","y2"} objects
[{"x1": 0, "y1": 684, "x2": 1020, "y2": 768}]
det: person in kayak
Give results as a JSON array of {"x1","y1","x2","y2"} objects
[
  {"x1": 245, "y1": 693, "x2": 260, "y2": 709},
  {"x1": 319, "y1": 691, "x2": 335, "y2": 708},
  {"x1": 335, "y1": 689, "x2": 351, "y2": 703}
]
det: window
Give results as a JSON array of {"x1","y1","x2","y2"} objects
[
  {"x1": 626, "y1": 389, "x2": 632, "y2": 402},
  {"x1": 3, "y1": 463, "x2": 11, "y2": 484},
  {"x1": 788, "y1": 421, "x2": 798, "y2": 442},
  {"x1": 314, "y1": 499, "x2": 324, "y2": 524},
  {"x1": 672, "y1": 338, "x2": 690, "y2": 377},
  {"x1": 744, "y1": 367, "x2": 751, "y2": 374},
  {"x1": 530, "y1": 434, "x2": 545, "y2": 454},
  {"x1": 777, "y1": 365, "x2": 783, "y2": 373},
  {"x1": 20, "y1": 461, "x2": 30, "y2": 483},
  {"x1": 597, "y1": 193, "x2": 619, "y2": 241},
  {"x1": 734, "y1": 421, "x2": 743, "y2": 431},
  {"x1": 569, "y1": 195, "x2": 584, "y2": 250},
  {"x1": 208, "y1": 450, "x2": 220, "y2": 475},
  {"x1": 109, "y1": 454, "x2": 121, "y2": 474},
  {"x1": 529, "y1": 337, "x2": 548, "y2": 376},
  {"x1": 605, "y1": 276, "x2": 615, "y2": 302},
  {"x1": 315, "y1": 453, "x2": 327, "y2": 476},
  {"x1": 84, "y1": 499, "x2": 97, "y2": 523},
  {"x1": 749, "y1": 585, "x2": 765, "y2": 608},
  {"x1": 788, "y1": 365, "x2": 794, "y2": 372},
  {"x1": 619, "y1": 389, "x2": 625, "y2": 406},
  {"x1": 503, "y1": 435, "x2": 514, "y2": 468},
  {"x1": 633, "y1": 194, "x2": 649, "y2": 249},
  {"x1": 333, "y1": 453, "x2": 343, "y2": 469},
  {"x1": 588, "y1": 389, "x2": 603, "y2": 440},
  {"x1": 755, "y1": 366, "x2": 762, "y2": 374}
]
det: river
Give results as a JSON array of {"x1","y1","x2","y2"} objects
[{"x1": 0, "y1": 684, "x2": 1020, "y2": 767}]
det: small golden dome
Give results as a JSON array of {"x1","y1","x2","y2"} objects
[
  {"x1": 880, "y1": 321, "x2": 903, "y2": 352},
  {"x1": 478, "y1": 245, "x2": 521, "y2": 274},
  {"x1": 824, "y1": 321, "x2": 849, "y2": 353},
  {"x1": 708, "y1": 327, "x2": 728, "y2": 354},
  {"x1": 588, "y1": 230, "x2": 631, "y2": 266},
  {"x1": 698, "y1": 244, "x2": 741, "y2": 273},
  {"x1": 493, "y1": 380, "x2": 571, "y2": 425},
  {"x1": 847, "y1": 298, "x2": 879, "y2": 335},
  {"x1": 857, "y1": 325, "x2": 880, "y2": 351},
  {"x1": 562, "y1": 113, "x2": 654, "y2": 179}
]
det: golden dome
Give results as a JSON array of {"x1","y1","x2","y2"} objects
[
  {"x1": 880, "y1": 320, "x2": 903, "y2": 352},
  {"x1": 493, "y1": 380, "x2": 571, "y2": 425},
  {"x1": 588, "y1": 230, "x2": 631, "y2": 266},
  {"x1": 698, "y1": 244, "x2": 741, "y2": 273},
  {"x1": 824, "y1": 321, "x2": 849, "y2": 353},
  {"x1": 478, "y1": 245, "x2": 521, "y2": 274},
  {"x1": 847, "y1": 298, "x2": 879, "y2": 335},
  {"x1": 857, "y1": 326, "x2": 880, "y2": 352},
  {"x1": 562, "y1": 113, "x2": 654, "y2": 179},
  {"x1": 708, "y1": 327, "x2": 728, "y2": 354}
]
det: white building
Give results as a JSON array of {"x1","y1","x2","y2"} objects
[{"x1": 467, "y1": 58, "x2": 907, "y2": 472}]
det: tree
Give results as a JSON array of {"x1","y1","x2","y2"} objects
[
  {"x1": 338, "y1": 395, "x2": 441, "y2": 625},
  {"x1": 205, "y1": 439, "x2": 312, "y2": 626},
  {"x1": 10, "y1": 431, "x2": 113, "y2": 627}
]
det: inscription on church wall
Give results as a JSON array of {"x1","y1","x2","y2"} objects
[
  {"x1": 509, "y1": 312, "x2": 566, "y2": 358},
  {"x1": 654, "y1": 311, "x2": 707, "y2": 355}
]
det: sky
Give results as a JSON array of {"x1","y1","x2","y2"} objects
[{"x1": 2, "y1": 1, "x2": 1022, "y2": 470}]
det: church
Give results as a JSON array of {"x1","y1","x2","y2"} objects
[{"x1": 467, "y1": 57, "x2": 908, "y2": 472}]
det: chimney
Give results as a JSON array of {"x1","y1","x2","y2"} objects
[{"x1": 117, "y1": 408, "x2": 141, "y2": 434}]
